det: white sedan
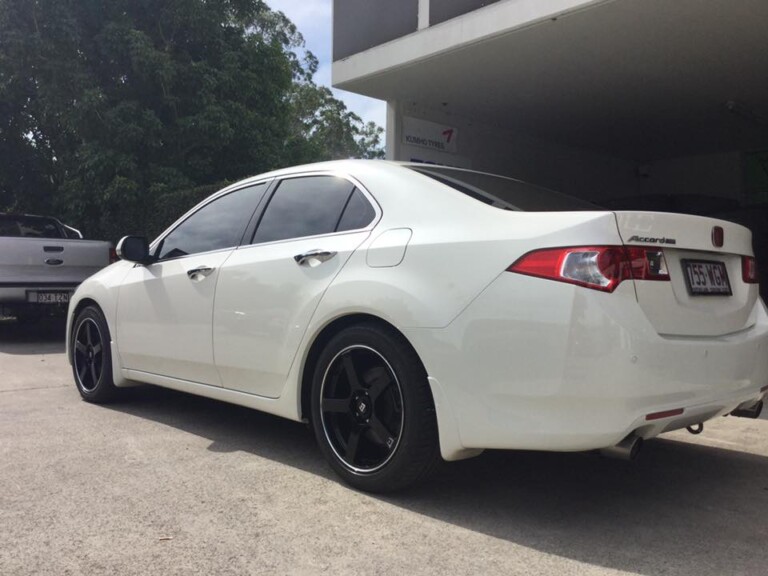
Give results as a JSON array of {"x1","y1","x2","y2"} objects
[{"x1": 66, "y1": 160, "x2": 768, "y2": 492}]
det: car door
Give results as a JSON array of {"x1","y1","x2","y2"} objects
[
  {"x1": 116, "y1": 182, "x2": 269, "y2": 385},
  {"x1": 213, "y1": 174, "x2": 379, "y2": 398}
]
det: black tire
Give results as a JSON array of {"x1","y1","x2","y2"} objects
[
  {"x1": 310, "y1": 323, "x2": 440, "y2": 492},
  {"x1": 71, "y1": 305, "x2": 118, "y2": 403}
]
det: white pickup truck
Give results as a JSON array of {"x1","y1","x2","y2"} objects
[{"x1": 0, "y1": 213, "x2": 113, "y2": 320}]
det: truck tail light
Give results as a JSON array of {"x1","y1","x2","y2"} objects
[
  {"x1": 109, "y1": 247, "x2": 119, "y2": 264},
  {"x1": 507, "y1": 246, "x2": 670, "y2": 292}
]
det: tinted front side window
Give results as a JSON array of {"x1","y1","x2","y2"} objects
[
  {"x1": 253, "y1": 176, "x2": 356, "y2": 244},
  {"x1": 157, "y1": 183, "x2": 267, "y2": 260}
]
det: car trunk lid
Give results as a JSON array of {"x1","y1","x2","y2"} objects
[{"x1": 614, "y1": 211, "x2": 758, "y2": 337}]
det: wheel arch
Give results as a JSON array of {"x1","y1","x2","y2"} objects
[
  {"x1": 68, "y1": 296, "x2": 132, "y2": 387},
  {"x1": 298, "y1": 312, "x2": 481, "y2": 462}
]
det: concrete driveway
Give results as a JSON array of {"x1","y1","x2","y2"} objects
[{"x1": 1, "y1": 318, "x2": 767, "y2": 575}]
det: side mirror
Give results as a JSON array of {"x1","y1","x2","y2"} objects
[{"x1": 116, "y1": 236, "x2": 153, "y2": 264}]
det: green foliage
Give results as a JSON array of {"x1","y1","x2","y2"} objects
[
  {"x1": 285, "y1": 83, "x2": 385, "y2": 164},
  {"x1": 0, "y1": 0, "x2": 384, "y2": 241}
]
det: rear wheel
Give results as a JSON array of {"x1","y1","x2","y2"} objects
[
  {"x1": 71, "y1": 306, "x2": 117, "y2": 403},
  {"x1": 310, "y1": 323, "x2": 440, "y2": 492}
]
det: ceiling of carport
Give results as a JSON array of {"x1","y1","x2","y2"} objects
[{"x1": 339, "y1": 0, "x2": 768, "y2": 161}]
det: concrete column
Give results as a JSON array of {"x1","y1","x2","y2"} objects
[
  {"x1": 385, "y1": 101, "x2": 402, "y2": 160},
  {"x1": 418, "y1": 0, "x2": 430, "y2": 29}
]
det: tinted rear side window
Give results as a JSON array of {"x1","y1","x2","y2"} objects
[
  {"x1": 409, "y1": 167, "x2": 598, "y2": 211},
  {"x1": 253, "y1": 176, "x2": 357, "y2": 244},
  {"x1": 337, "y1": 188, "x2": 376, "y2": 232}
]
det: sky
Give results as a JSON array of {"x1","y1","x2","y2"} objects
[{"x1": 266, "y1": 0, "x2": 387, "y2": 129}]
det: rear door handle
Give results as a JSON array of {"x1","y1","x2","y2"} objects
[
  {"x1": 293, "y1": 250, "x2": 337, "y2": 267},
  {"x1": 187, "y1": 266, "x2": 215, "y2": 281}
]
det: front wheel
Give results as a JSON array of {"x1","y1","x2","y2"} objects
[
  {"x1": 71, "y1": 306, "x2": 118, "y2": 403},
  {"x1": 310, "y1": 323, "x2": 440, "y2": 492}
]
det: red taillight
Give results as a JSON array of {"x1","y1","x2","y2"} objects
[
  {"x1": 624, "y1": 247, "x2": 670, "y2": 281},
  {"x1": 508, "y1": 246, "x2": 631, "y2": 292},
  {"x1": 508, "y1": 245, "x2": 670, "y2": 292},
  {"x1": 742, "y1": 256, "x2": 758, "y2": 284},
  {"x1": 109, "y1": 247, "x2": 118, "y2": 264}
]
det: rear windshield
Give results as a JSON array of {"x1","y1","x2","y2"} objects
[
  {"x1": 0, "y1": 215, "x2": 63, "y2": 238},
  {"x1": 409, "y1": 166, "x2": 599, "y2": 211}
]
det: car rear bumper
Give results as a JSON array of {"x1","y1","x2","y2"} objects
[{"x1": 405, "y1": 274, "x2": 768, "y2": 458}]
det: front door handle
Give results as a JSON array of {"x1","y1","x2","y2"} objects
[
  {"x1": 187, "y1": 266, "x2": 215, "y2": 281},
  {"x1": 293, "y1": 250, "x2": 337, "y2": 267}
]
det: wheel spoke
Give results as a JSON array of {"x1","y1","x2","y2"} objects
[
  {"x1": 342, "y1": 354, "x2": 361, "y2": 391},
  {"x1": 322, "y1": 397, "x2": 350, "y2": 413},
  {"x1": 369, "y1": 415, "x2": 397, "y2": 450},
  {"x1": 85, "y1": 323, "x2": 93, "y2": 345},
  {"x1": 345, "y1": 429, "x2": 361, "y2": 463},
  {"x1": 321, "y1": 344, "x2": 406, "y2": 472},
  {"x1": 367, "y1": 368, "x2": 391, "y2": 401},
  {"x1": 90, "y1": 362, "x2": 98, "y2": 385},
  {"x1": 77, "y1": 363, "x2": 87, "y2": 382},
  {"x1": 75, "y1": 341, "x2": 87, "y2": 354},
  {"x1": 92, "y1": 342, "x2": 102, "y2": 355}
]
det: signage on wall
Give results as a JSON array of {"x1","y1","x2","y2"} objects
[{"x1": 402, "y1": 116, "x2": 458, "y2": 154}]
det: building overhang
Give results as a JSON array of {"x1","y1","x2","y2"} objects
[{"x1": 333, "y1": 0, "x2": 768, "y2": 161}]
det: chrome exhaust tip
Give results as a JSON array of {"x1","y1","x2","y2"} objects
[{"x1": 600, "y1": 434, "x2": 643, "y2": 461}]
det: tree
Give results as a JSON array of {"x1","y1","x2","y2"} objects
[
  {"x1": 356, "y1": 121, "x2": 385, "y2": 160},
  {"x1": 285, "y1": 82, "x2": 384, "y2": 164},
  {"x1": 0, "y1": 0, "x2": 384, "y2": 241}
]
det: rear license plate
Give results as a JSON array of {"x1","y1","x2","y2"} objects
[
  {"x1": 28, "y1": 291, "x2": 71, "y2": 304},
  {"x1": 681, "y1": 259, "x2": 731, "y2": 296}
]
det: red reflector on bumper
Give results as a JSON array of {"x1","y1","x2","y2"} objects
[{"x1": 645, "y1": 408, "x2": 684, "y2": 421}]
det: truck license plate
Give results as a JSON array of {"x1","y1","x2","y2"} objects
[
  {"x1": 28, "y1": 291, "x2": 71, "y2": 304},
  {"x1": 681, "y1": 260, "x2": 731, "y2": 296}
]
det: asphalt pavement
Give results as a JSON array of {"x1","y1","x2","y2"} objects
[{"x1": 1, "y1": 317, "x2": 767, "y2": 575}]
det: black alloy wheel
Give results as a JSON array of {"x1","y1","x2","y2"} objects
[
  {"x1": 311, "y1": 323, "x2": 440, "y2": 492},
  {"x1": 320, "y1": 345, "x2": 405, "y2": 473},
  {"x1": 71, "y1": 306, "x2": 117, "y2": 403},
  {"x1": 74, "y1": 318, "x2": 104, "y2": 392}
]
